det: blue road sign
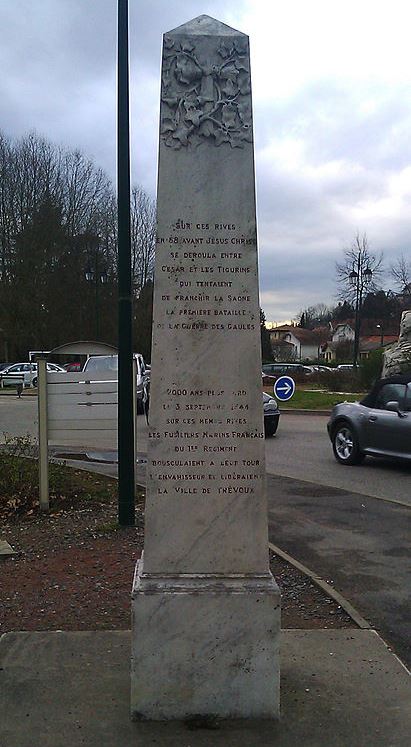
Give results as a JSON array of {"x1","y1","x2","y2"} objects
[{"x1": 273, "y1": 375, "x2": 295, "y2": 401}]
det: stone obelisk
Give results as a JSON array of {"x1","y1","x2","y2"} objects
[{"x1": 131, "y1": 15, "x2": 280, "y2": 720}]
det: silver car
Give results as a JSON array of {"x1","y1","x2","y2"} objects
[
  {"x1": 82, "y1": 354, "x2": 149, "y2": 412},
  {"x1": 327, "y1": 373, "x2": 411, "y2": 465},
  {"x1": 263, "y1": 392, "x2": 280, "y2": 437},
  {"x1": 1, "y1": 361, "x2": 65, "y2": 387}
]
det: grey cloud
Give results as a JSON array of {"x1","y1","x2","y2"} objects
[{"x1": 0, "y1": 1, "x2": 410, "y2": 323}]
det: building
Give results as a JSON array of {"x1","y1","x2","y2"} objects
[
  {"x1": 321, "y1": 319, "x2": 399, "y2": 362},
  {"x1": 269, "y1": 325, "x2": 328, "y2": 361},
  {"x1": 358, "y1": 336, "x2": 399, "y2": 360}
]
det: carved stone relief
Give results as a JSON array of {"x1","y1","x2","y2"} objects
[
  {"x1": 382, "y1": 309, "x2": 411, "y2": 376},
  {"x1": 160, "y1": 37, "x2": 252, "y2": 149}
]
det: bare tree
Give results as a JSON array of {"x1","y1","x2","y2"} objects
[
  {"x1": 297, "y1": 303, "x2": 333, "y2": 329},
  {"x1": 130, "y1": 186, "x2": 156, "y2": 293},
  {"x1": 62, "y1": 149, "x2": 112, "y2": 237},
  {"x1": 336, "y1": 233, "x2": 384, "y2": 304},
  {"x1": 390, "y1": 253, "x2": 411, "y2": 291},
  {"x1": 0, "y1": 130, "x2": 157, "y2": 359},
  {"x1": 336, "y1": 233, "x2": 384, "y2": 366}
]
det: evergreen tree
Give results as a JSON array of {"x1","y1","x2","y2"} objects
[
  {"x1": 134, "y1": 281, "x2": 154, "y2": 362},
  {"x1": 260, "y1": 308, "x2": 272, "y2": 362}
]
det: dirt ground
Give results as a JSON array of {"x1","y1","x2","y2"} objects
[{"x1": 0, "y1": 473, "x2": 355, "y2": 634}]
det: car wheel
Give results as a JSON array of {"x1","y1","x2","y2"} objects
[
  {"x1": 332, "y1": 423, "x2": 364, "y2": 465},
  {"x1": 32, "y1": 377, "x2": 37, "y2": 388}
]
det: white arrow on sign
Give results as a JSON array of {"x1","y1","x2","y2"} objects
[{"x1": 276, "y1": 382, "x2": 292, "y2": 396}]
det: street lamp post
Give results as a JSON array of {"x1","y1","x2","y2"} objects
[
  {"x1": 376, "y1": 323, "x2": 384, "y2": 348},
  {"x1": 349, "y1": 256, "x2": 372, "y2": 367},
  {"x1": 117, "y1": 0, "x2": 135, "y2": 526},
  {"x1": 85, "y1": 242, "x2": 108, "y2": 340}
]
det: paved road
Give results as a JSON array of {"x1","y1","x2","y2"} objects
[
  {"x1": 0, "y1": 395, "x2": 38, "y2": 440},
  {"x1": 3, "y1": 397, "x2": 409, "y2": 505},
  {"x1": 2, "y1": 396, "x2": 410, "y2": 665},
  {"x1": 267, "y1": 412, "x2": 411, "y2": 507},
  {"x1": 265, "y1": 474, "x2": 411, "y2": 668}
]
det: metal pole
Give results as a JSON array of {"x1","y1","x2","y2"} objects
[
  {"x1": 95, "y1": 247, "x2": 100, "y2": 340},
  {"x1": 37, "y1": 357, "x2": 49, "y2": 511},
  {"x1": 353, "y1": 254, "x2": 361, "y2": 368},
  {"x1": 117, "y1": 0, "x2": 135, "y2": 525}
]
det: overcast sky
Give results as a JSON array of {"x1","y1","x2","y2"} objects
[{"x1": 1, "y1": 0, "x2": 410, "y2": 321}]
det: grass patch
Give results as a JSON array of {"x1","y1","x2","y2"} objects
[
  {"x1": 263, "y1": 387, "x2": 361, "y2": 410},
  {"x1": 0, "y1": 435, "x2": 141, "y2": 519},
  {"x1": 0, "y1": 455, "x2": 118, "y2": 519}
]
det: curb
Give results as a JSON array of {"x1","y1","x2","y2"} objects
[
  {"x1": 39, "y1": 458, "x2": 378, "y2": 635},
  {"x1": 268, "y1": 541, "x2": 371, "y2": 629},
  {"x1": 280, "y1": 408, "x2": 331, "y2": 415},
  {"x1": 138, "y1": 467, "x2": 370, "y2": 631},
  {"x1": 61, "y1": 463, "x2": 384, "y2": 631}
]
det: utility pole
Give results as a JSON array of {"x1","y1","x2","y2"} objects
[{"x1": 117, "y1": 0, "x2": 135, "y2": 525}]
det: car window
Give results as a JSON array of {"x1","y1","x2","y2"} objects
[
  {"x1": 405, "y1": 385, "x2": 411, "y2": 412},
  {"x1": 84, "y1": 356, "x2": 118, "y2": 373},
  {"x1": 374, "y1": 383, "x2": 407, "y2": 410}
]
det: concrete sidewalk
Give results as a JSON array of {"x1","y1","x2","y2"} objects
[{"x1": 1, "y1": 629, "x2": 410, "y2": 747}]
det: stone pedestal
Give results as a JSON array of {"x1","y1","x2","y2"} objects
[
  {"x1": 131, "y1": 15, "x2": 280, "y2": 720},
  {"x1": 131, "y1": 559, "x2": 280, "y2": 720}
]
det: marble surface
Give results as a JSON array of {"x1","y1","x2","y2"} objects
[
  {"x1": 145, "y1": 14, "x2": 267, "y2": 575},
  {"x1": 131, "y1": 557, "x2": 280, "y2": 720},
  {"x1": 132, "y1": 15, "x2": 280, "y2": 719}
]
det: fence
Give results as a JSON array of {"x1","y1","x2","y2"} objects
[
  {"x1": 0, "y1": 372, "x2": 25, "y2": 395},
  {"x1": 37, "y1": 359, "x2": 137, "y2": 509}
]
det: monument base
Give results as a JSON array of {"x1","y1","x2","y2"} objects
[{"x1": 131, "y1": 556, "x2": 280, "y2": 720}]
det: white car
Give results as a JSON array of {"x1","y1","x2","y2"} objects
[
  {"x1": 1, "y1": 362, "x2": 65, "y2": 387},
  {"x1": 82, "y1": 354, "x2": 149, "y2": 412}
]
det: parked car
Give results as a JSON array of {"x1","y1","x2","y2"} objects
[
  {"x1": 82, "y1": 354, "x2": 149, "y2": 412},
  {"x1": 311, "y1": 365, "x2": 335, "y2": 373},
  {"x1": 337, "y1": 364, "x2": 354, "y2": 371},
  {"x1": 327, "y1": 373, "x2": 411, "y2": 465},
  {"x1": 262, "y1": 363, "x2": 312, "y2": 376},
  {"x1": 262, "y1": 362, "x2": 312, "y2": 387},
  {"x1": 62, "y1": 362, "x2": 82, "y2": 372},
  {"x1": 1, "y1": 362, "x2": 65, "y2": 388},
  {"x1": 263, "y1": 392, "x2": 280, "y2": 437}
]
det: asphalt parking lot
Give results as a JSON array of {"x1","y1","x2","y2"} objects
[
  {"x1": 266, "y1": 412, "x2": 411, "y2": 507},
  {"x1": 1, "y1": 395, "x2": 410, "y2": 666},
  {"x1": 1, "y1": 396, "x2": 410, "y2": 506}
]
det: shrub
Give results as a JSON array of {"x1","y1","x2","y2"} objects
[
  {"x1": 317, "y1": 369, "x2": 363, "y2": 393},
  {"x1": 359, "y1": 350, "x2": 384, "y2": 390}
]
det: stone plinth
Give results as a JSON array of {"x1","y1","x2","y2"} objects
[
  {"x1": 131, "y1": 15, "x2": 280, "y2": 720},
  {"x1": 131, "y1": 560, "x2": 279, "y2": 720}
]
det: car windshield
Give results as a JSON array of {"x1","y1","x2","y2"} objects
[{"x1": 84, "y1": 356, "x2": 118, "y2": 373}]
